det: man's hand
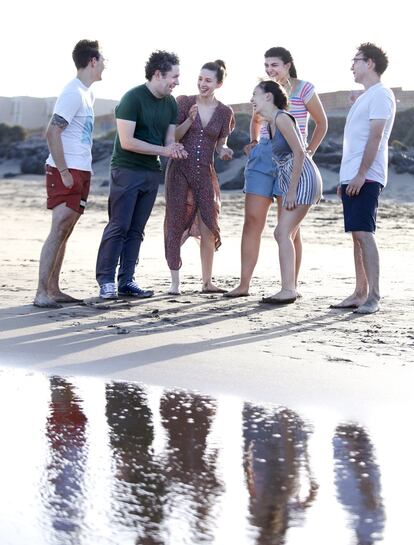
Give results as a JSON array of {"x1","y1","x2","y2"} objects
[
  {"x1": 345, "y1": 174, "x2": 365, "y2": 196},
  {"x1": 336, "y1": 184, "x2": 342, "y2": 197},
  {"x1": 166, "y1": 142, "x2": 188, "y2": 159},
  {"x1": 60, "y1": 170, "x2": 74, "y2": 189}
]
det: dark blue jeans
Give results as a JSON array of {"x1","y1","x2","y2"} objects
[{"x1": 96, "y1": 167, "x2": 162, "y2": 287}]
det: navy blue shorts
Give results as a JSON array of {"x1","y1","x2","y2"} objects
[{"x1": 341, "y1": 181, "x2": 382, "y2": 233}]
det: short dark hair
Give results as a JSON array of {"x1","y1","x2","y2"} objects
[
  {"x1": 145, "y1": 50, "x2": 180, "y2": 80},
  {"x1": 201, "y1": 59, "x2": 227, "y2": 83},
  {"x1": 72, "y1": 40, "x2": 100, "y2": 69},
  {"x1": 264, "y1": 46, "x2": 298, "y2": 79},
  {"x1": 357, "y1": 42, "x2": 389, "y2": 75},
  {"x1": 257, "y1": 80, "x2": 289, "y2": 110}
]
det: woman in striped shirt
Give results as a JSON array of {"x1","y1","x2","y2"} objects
[{"x1": 225, "y1": 47, "x2": 327, "y2": 299}]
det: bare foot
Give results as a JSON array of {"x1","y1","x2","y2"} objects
[
  {"x1": 353, "y1": 299, "x2": 380, "y2": 314},
  {"x1": 168, "y1": 283, "x2": 181, "y2": 295},
  {"x1": 201, "y1": 282, "x2": 227, "y2": 294},
  {"x1": 223, "y1": 286, "x2": 250, "y2": 298},
  {"x1": 261, "y1": 288, "x2": 297, "y2": 305},
  {"x1": 33, "y1": 293, "x2": 62, "y2": 309},
  {"x1": 50, "y1": 291, "x2": 83, "y2": 303},
  {"x1": 330, "y1": 294, "x2": 367, "y2": 309}
]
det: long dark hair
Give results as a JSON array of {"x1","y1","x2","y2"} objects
[
  {"x1": 264, "y1": 47, "x2": 298, "y2": 78},
  {"x1": 256, "y1": 80, "x2": 289, "y2": 110}
]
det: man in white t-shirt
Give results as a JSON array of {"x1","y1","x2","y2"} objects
[
  {"x1": 34, "y1": 40, "x2": 105, "y2": 308},
  {"x1": 331, "y1": 43, "x2": 396, "y2": 314}
]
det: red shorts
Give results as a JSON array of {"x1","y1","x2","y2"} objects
[{"x1": 46, "y1": 165, "x2": 91, "y2": 215}]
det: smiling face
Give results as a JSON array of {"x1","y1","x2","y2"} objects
[
  {"x1": 250, "y1": 85, "x2": 268, "y2": 115},
  {"x1": 154, "y1": 65, "x2": 180, "y2": 97},
  {"x1": 197, "y1": 68, "x2": 221, "y2": 98},
  {"x1": 264, "y1": 56, "x2": 290, "y2": 82}
]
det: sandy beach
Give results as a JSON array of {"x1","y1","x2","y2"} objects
[{"x1": 0, "y1": 163, "x2": 413, "y2": 415}]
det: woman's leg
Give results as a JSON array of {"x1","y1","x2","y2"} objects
[
  {"x1": 226, "y1": 194, "x2": 272, "y2": 296},
  {"x1": 199, "y1": 212, "x2": 225, "y2": 292},
  {"x1": 265, "y1": 204, "x2": 310, "y2": 301},
  {"x1": 276, "y1": 196, "x2": 302, "y2": 289}
]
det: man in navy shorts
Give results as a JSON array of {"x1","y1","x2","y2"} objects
[
  {"x1": 33, "y1": 40, "x2": 105, "y2": 308},
  {"x1": 332, "y1": 43, "x2": 395, "y2": 314}
]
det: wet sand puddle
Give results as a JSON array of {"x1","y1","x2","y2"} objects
[{"x1": 0, "y1": 367, "x2": 411, "y2": 545}]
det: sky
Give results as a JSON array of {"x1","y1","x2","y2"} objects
[{"x1": 2, "y1": 0, "x2": 412, "y2": 105}]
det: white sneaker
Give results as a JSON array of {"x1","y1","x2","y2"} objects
[{"x1": 99, "y1": 283, "x2": 117, "y2": 299}]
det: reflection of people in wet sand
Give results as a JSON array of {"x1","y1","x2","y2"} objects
[
  {"x1": 105, "y1": 383, "x2": 165, "y2": 543},
  {"x1": 242, "y1": 404, "x2": 318, "y2": 543},
  {"x1": 333, "y1": 424, "x2": 385, "y2": 544},
  {"x1": 160, "y1": 391, "x2": 222, "y2": 542},
  {"x1": 45, "y1": 377, "x2": 88, "y2": 537}
]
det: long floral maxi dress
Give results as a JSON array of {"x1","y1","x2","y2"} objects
[{"x1": 164, "y1": 95, "x2": 234, "y2": 270}]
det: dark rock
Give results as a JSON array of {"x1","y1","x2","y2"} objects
[
  {"x1": 227, "y1": 130, "x2": 250, "y2": 158},
  {"x1": 221, "y1": 166, "x2": 245, "y2": 190},
  {"x1": 313, "y1": 151, "x2": 343, "y2": 164},
  {"x1": 92, "y1": 139, "x2": 113, "y2": 163},
  {"x1": 20, "y1": 156, "x2": 46, "y2": 175},
  {"x1": 3, "y1": 172, "x2": 18, "y2": 179},
  {"x1": 100, "y1": 180, "x2": 109, "y2": 187}
]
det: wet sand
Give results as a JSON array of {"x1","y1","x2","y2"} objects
[{"x1": 0, "y1": 169, "x2": 413, "y2": 417}]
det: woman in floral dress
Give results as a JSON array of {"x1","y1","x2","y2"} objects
[{"x1": 164, "y1": 60, "x2": 234, "y2": 294}]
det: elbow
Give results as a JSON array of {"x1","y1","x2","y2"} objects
[{"x1": 119, "y1": 136, "x2": 133, "y2": 152}]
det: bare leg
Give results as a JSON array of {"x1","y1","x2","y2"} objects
[
  {"x1": 34, "y1": 204, "x2": 80, "y2": 308},
  {"x1": 47, "y1": 224, "x2": 82, "y2": 302},
  {"x1": 199, "y1": 213, "x2": 225, "y2": 292},
  {"x1": 277, "y1": 197, "x2": 302, "y2": 289},
  {"x1": 353, "y1": 231, "x2": 380, "y2": 314},
  {"x1": 169, "y1": 269, "x2": 180, "y2": 295},
  {"x1": 331, "y1": 232, "x2": 369, "y2": 308},
  {"x1": 263, "y1": 205, "x2": 310, "y2": 303},
  {"x1": 225, "y1": 194, "x2": 272, "y2": 296}
]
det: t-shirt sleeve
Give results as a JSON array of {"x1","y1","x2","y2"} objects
[
  {"x1": 170, "y1": 97, "x2": 178, "y2": 125},
  {"x1": 369, "y1": 90, "x2": 394, "y2": 120},
  {"x1": 301, "y1": 81, "x2": 315, "y2": 104},
  {"x1": 175, "y1": 95, "x2": 189, "y2": 125},
  {"x1": 53, "y1": 91, "x2": 82, "y2": 124},
  {"x1": 219, "y1": 106, "x2": 235, "y2": 139},
  {"x1": 115, "y1": 89, "x2": 141, "y2": 122}
]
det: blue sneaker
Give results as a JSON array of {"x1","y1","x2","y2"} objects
[
  {"x1": 118, "y1": 281, "x2": 154, "y2": 298},
  {"x1": 99, "y1": 282, "x2": 117, "y2": 299}
]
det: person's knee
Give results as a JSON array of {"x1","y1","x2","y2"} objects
[{"x1": 244, "y1": 212, "x2": 265, "y2": 232}]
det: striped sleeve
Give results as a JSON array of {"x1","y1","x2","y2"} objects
[{"x1": 301, "y1": 81, "x2": 315, "y2": 104}]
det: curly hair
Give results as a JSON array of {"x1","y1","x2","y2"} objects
[
  {"x1": 357, "y1": 42, "x2": 389, "y2": 75},
  {"x1": 145, "y1": 50, "x2": 180, "y2": 80}
]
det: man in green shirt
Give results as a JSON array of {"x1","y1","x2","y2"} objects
[{"x1": 96, "y1": 50, "x2": 187, "y2": 299}]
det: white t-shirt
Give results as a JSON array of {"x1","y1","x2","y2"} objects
[
  {"x1": 340, "y1": 82, "x2": 396, "y2": 187},
  {"x1": 46, "y1": 78, "x2": 95, "y2": 172}
]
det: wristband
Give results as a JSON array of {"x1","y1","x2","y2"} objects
[
  {"x1": 59, "y1": 168, "x2": 68, "y2": 174},
  {"x1": 250, "y1": 139, "x2": 258, "y2": 145}
]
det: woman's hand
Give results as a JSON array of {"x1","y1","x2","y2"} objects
[
  {"x1": 218, "y1": 146, "x2": 233, "y2": 161},
  {"x1": 284, "y1": 189, "x2": 297, "y2": 210},
  {"x1": 187, "y1": 104, "x2": 198, "y2": 123}
]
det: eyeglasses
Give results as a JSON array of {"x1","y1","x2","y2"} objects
[{"x1": 351, "y1": 57, "x2": 367, "y2": 64}]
